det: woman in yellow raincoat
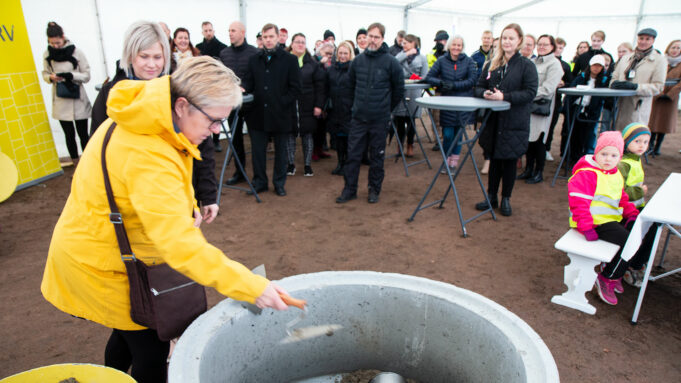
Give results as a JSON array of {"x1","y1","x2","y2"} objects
[{"x1": 41, "y1": 56, "x2": 288, "y2": 382}]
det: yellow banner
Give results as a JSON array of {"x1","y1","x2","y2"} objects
[{"x1": 0, "y1": 0, "x2": 62, "y2": 190}]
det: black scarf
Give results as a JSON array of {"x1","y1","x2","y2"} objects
[
  {"x1": 625, "y1": 46, "x2": 653, "y2": 75},
  {"x1": 406, "y1": 49, "x2": 420, "y2": 65},
  {"x1": 46, "y1": 44, "x2": 78, "y2": 70}
]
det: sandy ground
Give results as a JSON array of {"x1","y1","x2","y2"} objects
[{"x1": 1, "y1": 115, "x2": 680, "y2": 382}]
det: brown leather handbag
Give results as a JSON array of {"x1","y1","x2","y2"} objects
[{"x1": 101, "y1": 122, "x2": 207, "y2": 341}]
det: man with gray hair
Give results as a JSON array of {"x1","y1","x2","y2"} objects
[
  {"x1": 219, "y1": 21, "x2": 259, "y2": 184},
  {"x1": 389, "y1": 30, "x2": 406, "y2": 56},
  {"x1": 336, "y1": 22, "x2": 404, "y2": 204}
]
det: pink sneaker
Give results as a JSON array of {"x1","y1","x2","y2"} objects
[
  {"x1": 613, "y1": 278, "x2": 624, "y2": 294},
  {"x1": 595, "y1": 274, "x2": 618, "y2": 305}
]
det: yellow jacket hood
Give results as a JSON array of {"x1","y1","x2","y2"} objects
[{"x1": 107, "y1": 76, "x2": 201, "y2": 159}]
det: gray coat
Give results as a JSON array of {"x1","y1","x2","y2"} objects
[
  {"x1": 41, "y1": 41, "x2": 92, "y2": 121},
  {"x1": 611, "y1": 49, "x2": 667, "y2": 131},
  {"x1": 529, "y1": 54, "x2": 563, "y2": 142},
  {"x1": 393, "y1": 51, "x2": 428, "y2": 116}
]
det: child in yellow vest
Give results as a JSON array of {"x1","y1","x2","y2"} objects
[
  {"x1": 619, "y1": 123, "x2": 653, "y2": 287},
  {"x1": 567, "y1": 131, "x2": 649, "y2": 305}
]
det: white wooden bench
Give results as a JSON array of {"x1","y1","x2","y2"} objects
[{"x1": 551, "y1": 229, "x2": 620, "y2": 315}]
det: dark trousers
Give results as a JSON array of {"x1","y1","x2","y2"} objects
[
  {"x1": 546, "y1": 94, "x2": 562, "y2": 149},
  {"x1": 391, "y1": 116, "x2": 415, "y2": 145},
  {"x1": 650, "y1": 133, "x2": 665, "y2": 154},
  {"x1": 104, "y1": 328, "x2": 169, "y2": 383},
  {"x1": 250, "y1": 129, "x2": 288, "y2": 189},
  {"x1": 226, "y1": 110, "x2": 246, "y2": 176},
  {"x1": 488, "y1": 158, "x2": 517, "y2": 198},
  {"x1": 597, "y1": 220, "x2": 658, "y2": 280},
  {"x1": 343, "y1": 119, "x2": 388, "y2": 195},
  {"x1": 526, "y1": 133, "x2": 546, "y2": 173},
  {"x1": 313, "y1": 117, "x2": 327, "y2": 151},
  {"x1": 59, "y1": 119, "x2": 89, "y2": 159}
]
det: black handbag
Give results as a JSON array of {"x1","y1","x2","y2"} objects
[
  {"x1": 530, "y1": 98, "x2": 552, "y2": 116},
  {"x1": 56, "y1": 81, "x2": 80, "y2": 99},
  {"x1": 101, "y1": 122, "x2": 207, "y2": 341}
]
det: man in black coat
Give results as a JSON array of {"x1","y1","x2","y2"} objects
[
  {"x1": 336, "y1": 22, "x2": 404, "y2": 204},
  {"x1": 242, "y1": 23, "x2": 301, "y2": 196},
  {"x1": 389, "y1": 30, "x2": 405, "y2": 56},
  {"x1": 219, "y1": 21, "x2": 259, "y2": 185},
  {"x1": 196, "y1": 21, "x2": 227, "y2": 59},
  {"x1": 571, "y1": 30, "x2": 613, "y2": 77}
]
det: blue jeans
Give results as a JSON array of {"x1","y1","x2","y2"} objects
[{"x1": 442, "y1": 126, "x2": 462, "y2": 156}]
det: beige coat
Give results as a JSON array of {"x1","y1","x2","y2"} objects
[
  {"x1": 611, "y1": 49, "x2": 667, "y2": 131},
  {"x1": 41, "y1": 40, "x2": 92, "y2": 121},
  {"x1": 529, "y1": 55, "x2": 563, "y2": 142},
  {"x1": 648, "y1": 63, "x2": 681, "y2": 134}
]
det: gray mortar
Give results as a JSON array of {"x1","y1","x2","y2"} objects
[{"x1": 169, "y1": 271, "x2": 559, "y2": 383}]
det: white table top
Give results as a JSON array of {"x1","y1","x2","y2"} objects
[
  {"x1": 415, "y1": 96, "x2": 510, "y2": 112},
  {"x1": 621, "y1": 173, "x2": 681, "y2": 260},
  {"x1": 558, "y1": 87, "x2": 637, "y2": 97}
]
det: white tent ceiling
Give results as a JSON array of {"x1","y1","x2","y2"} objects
[{"x1": 19, "y1": 0, "x2": 681, "y2": 157}]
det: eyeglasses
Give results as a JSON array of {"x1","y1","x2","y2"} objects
[{"x1": 187, "y1": 99, "x2": 229, "y2": 130}]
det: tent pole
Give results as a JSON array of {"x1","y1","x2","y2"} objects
[
  {"x1": 93, "y1": 0, "x2": 108, "y2": 78},
  {"x1": 403, "y1": 8, "x2": 409, "y2": 31},
  {"x1": 239, "y1": 0, "x2": 247, "y2": 27},
  {"x1": 634, "y1": 0, "x2": 646, "y2": 42}
]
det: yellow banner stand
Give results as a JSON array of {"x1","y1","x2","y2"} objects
[{"x1": 0, "y1": 0, "x2": 63, "y2": 193}]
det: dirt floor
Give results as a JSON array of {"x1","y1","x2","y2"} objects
[{"x1": 1, "y1": 116, "x2": 680, "y2": 382}]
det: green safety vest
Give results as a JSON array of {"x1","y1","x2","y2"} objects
[
  {"x1": 620, "y1": 156, "x2": 646, "y2": 208},
  {"x1": 569, "y1": 168, "x2": 624, "y2": 228}
]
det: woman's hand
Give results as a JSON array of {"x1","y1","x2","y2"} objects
[
  {"x1": 483, "y1": 88, "x2": 504, "y2": 101},
  {"x1": 313, "y1": 107, "x2": 323, "y2": 117},
  {"x1": 320, "y1": 56, "x2": 330, "y2": 64},
  {"x1": 406, "y1": 48, "x2": 418, "y2": 56},
  {"x1": 201, "y1": 204, "x2": 219, "y2": 224},
  {"x1": 193, "y1": 208, "x2": 203, "y2": 228},
  {"x1": 255, "y1": 282, "x2": 289, "y2": 310},
  {"x1": 49, "y1": 73, "x2": 63, "y2": 83}
]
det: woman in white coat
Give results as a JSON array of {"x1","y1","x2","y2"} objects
[
  {"x1": 41, "y1": 22, "x2": 92, "y2": 161},
  {"x1": 519, "y1": 34, "x2": 563, "y2": 184}
]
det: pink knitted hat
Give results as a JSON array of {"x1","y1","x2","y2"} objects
[{"x1": 594, "y1": 131, "x2": 624, "y2": 157}]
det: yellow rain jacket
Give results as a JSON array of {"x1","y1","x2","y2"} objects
[{"x1": 41, "y1": 76, "x2": 268, "y2": 330}]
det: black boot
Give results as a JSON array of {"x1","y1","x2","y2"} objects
[
  {"x1": 526, "y1": 170, "x2": 543, "y2": 184},
  {"x1": 332, "y1": 138, "x2": 347, "y2": 175},
  {"x1": 500, "y1": 197, "x2": 512, "y2": 216},
  {"x1": 475, "y1": 195, "x2": 498, "y2": 211},
  {"x1": 653, "y1": 133, "x2": 664, "y2": 156},
  {"x1": 517, "y1": 167, "x2": 533, "y2": 180}
]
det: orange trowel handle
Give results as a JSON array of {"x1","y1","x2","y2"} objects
[{"x1": 279, "y1": 293, "x2": 307, "y2": 310}]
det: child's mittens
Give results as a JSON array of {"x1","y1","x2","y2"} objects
[{"x1": 583, "y1": 229, "x2": 598, "y2": 241}]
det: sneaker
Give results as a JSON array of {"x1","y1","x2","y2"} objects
[
  {"x1": 613, "y1": 278, "x2": 624, "y2": 294},
  {"x1": 594, "y1": 274, "x2": 618, "y2": 305},
  {"x1": 286, "y1": 164, "x2": 296, "y2": 176},
  {"x1": 545, "y1": 152, "x2": 554, "y2": 161},
  {"x1": 623, "y1": 267, "x2": 644, "y2": 288},
  {"x1": 304, "y1": 165, "x2": 314, "y2": 177}
]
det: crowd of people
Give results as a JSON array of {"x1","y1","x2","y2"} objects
[{"x1": 38, "y1": 18, "x2": 679, "y2": 382}]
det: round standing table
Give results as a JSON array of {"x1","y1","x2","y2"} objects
[{"x1": 389, "y1": 82, "x2": 434, "y2": 176}]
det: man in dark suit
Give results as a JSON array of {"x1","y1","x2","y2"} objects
[{"x1": 242, "y1": 23, "x2": 301, "y2": 196}]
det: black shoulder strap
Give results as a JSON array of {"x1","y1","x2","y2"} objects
[{"x1": 101, "y1": 122, "x2": 135, "y2": 259}]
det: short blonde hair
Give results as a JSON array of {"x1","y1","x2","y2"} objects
[
  {"x1": 337, "y1": 40, "x2": 355, "y2": 60},
  {"x1": 120, "y1": 21, "x2": 171, "y2": 77},
  {"x1": 170, "y1": 56, "x2": 242, "y2": 110}
]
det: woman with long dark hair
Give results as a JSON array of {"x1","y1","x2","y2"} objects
[
  {"x1": 170, "y1": 27, "x2": 200, "y2": 72},
  {"x1": 474, "y1": 23, "x2": 538, "y2": 216},
  {"x1": 41, "y1": 21, "x2": 92, "y2": 163}
]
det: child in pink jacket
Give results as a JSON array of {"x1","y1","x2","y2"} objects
[{"x1": 567, "y1": 131, "x2": 649, "y2": 306}]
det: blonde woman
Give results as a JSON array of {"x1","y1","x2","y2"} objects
[
  {"x1": 474, "y1": 23, "x2": 538, "y2": 216},
  {"x1": 326, "y1": 41, "x2": 356, "y2": 175},
  {"x1": 42, "y1": 57, "x2": 289, "y2": 382}
]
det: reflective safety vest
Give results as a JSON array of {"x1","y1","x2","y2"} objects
[
  {"x1": 620, "y1": 156, "x2": 646, "y2": 208},
  {"x1": 569, "y1": 168, "x2": 624, "y2": 228}
]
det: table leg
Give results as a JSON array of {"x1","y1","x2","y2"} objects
[
  {"x1": 631, "y1": 224, "x2": 663, "y2": 324},
  {"x1": 551, "y1": 96, "x2": 580, "y2": 187},
  {"x1": 217, "y1": 112, "x2": 262, "y2": 204}
]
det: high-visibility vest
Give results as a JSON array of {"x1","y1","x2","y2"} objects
[
  {"x1": 620, "y1": 156, "x2": 646, "y2": 208},
  {"x1": 569, "y1": 168, "x2": 624, "y2": 228}
]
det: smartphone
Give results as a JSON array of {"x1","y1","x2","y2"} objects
[{"x1": 484, "y1": 90, "x2": 493, "y2": 96}]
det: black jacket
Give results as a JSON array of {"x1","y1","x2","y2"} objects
[
  {"x1": 90, "y1": 64, "x2": 218, "y2": 205},
  {"x1": 326, "y1": 60, "x2": 353, "y2": 134},
  {"x1": 568, "y1": 71, "x2": 611, "y2": 120},
  {"x1": 426, "y1": 53, "x2": 478, "y2": 127},
  {"x1": 295, "y1": 53, "x2": 326, "y2": 135},
  {"x1": 219, "y1": 41, "x2": 259, "y2": 81},
  {"x1": 571, "y1": 48, "x2": 614, "y2": 77},
  {"x1": 349, "y1": 43, "x2": 404, "y2": 123},
  {"x1": 242, "y1": 47, "x2": 302, "y2": 133},
  {"x1": 475, "y1": 52, "x2": 538, "y2": 159},
  {"x1": 389, "y1": 41, "x2": 402, "y2": 56},
  {"x1": 197, "y1": 37, "x2": 227, "y2": 59}
]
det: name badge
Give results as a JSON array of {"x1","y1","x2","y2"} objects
[
  {"x1": 486, "y1": 72, "x2": 491, "y2": 80},
  {"x1": 627, "y1": 69, "x2": 636, "y2": 80}
]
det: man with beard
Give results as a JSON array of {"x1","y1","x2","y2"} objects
[
  {"x1": 196, "y1": 21, "x2": 226, "y2": 59},
  {"x1": 336, "y1": 22, "x2": 404, "y2": 204}
]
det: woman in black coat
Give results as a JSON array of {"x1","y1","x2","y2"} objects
[
  {"x1": 286, "y1": 33, "x2": 326, "y2": 177},
  {"x1": 474, "y1": 23, "x2": 538, "y2": 216},
  {"x1": 326, "y1": 41, "x2": 355, "y2": 175}
]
